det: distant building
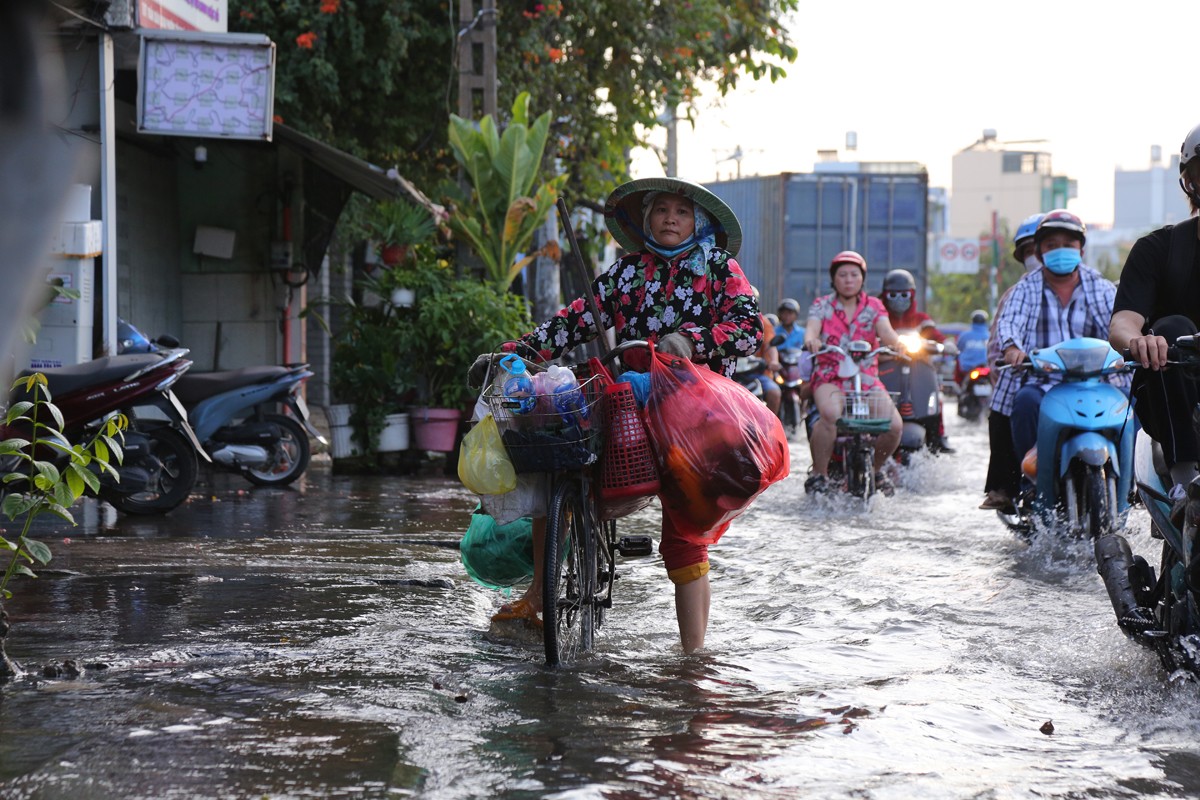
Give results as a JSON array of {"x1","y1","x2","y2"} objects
[
  {"x1": 950, "y1": 130, "x2": 1075, "y2": 239},
  {"x1": 1113, "y1": 147, "x2": 1190, "y2": 231}
]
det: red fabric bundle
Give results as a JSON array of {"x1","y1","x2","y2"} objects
[{"x1": 645, "y1": 348, "x2": 790, "y2": 542}]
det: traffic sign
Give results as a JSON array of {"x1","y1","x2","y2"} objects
[{"x1": 937, "y1": 237, "x2": 981, "y2": 274}]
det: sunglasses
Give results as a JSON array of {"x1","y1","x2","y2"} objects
[{"x1": 885, "y1": 291, "x2": 911, "y2": 300}]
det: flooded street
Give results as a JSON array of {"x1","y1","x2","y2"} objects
[{"x1": 2, "y1": 407, "x2": 1200, "y2": 799}]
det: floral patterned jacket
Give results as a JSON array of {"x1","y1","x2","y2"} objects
[{"x1": 518, "y1": 247, "x2": 762, "y2": 377}]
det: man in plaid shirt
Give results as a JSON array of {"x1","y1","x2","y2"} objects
[{"x1": 991, "y1": 210, "x2": 1129, "y2": 483}]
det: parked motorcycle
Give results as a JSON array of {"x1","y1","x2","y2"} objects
[
  {"x1": 1099, "y1": 335, "x2": 1200, "y2": 673},
  {"x1": 120, "y1": 322, "x2": 325, "y2": 487},
  {"x1": 4, "y1": 349, "x2": 208, "y2": 514},
  {"x1": 174, "y1": 363, "x2": 324, "y2": 487},
  {"x1": 813, "y1": 341, "x2": 900, "y2": 502},
  {"x1": 994, "y1": 337, "x2": 1134, "y2": 539},
  {"x1": 956, "y1": 365, "x2": 992, "y2": 422},
  {"x1": 878, "y1": 331, "x2": 953, "y2": 461}
]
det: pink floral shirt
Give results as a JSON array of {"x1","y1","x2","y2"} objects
[{"x1": 808, "y1": 291, "x2": 887, "y2": 390}]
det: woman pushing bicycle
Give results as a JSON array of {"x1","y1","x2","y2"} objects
[{"x1": 469, "y1": 177, "x2": 761, "y2": 653}]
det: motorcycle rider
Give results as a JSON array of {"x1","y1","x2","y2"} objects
[
  {"x1": 994, "y1": 209, "x2": 1127, "y2": 497},
  {"x1": 955, "y1": 310, "x2": 990, "y2": 383},
  {"x1": 803, "y1": 251, "x2": 904, "y2": 495},
  {"x1": 979, "y1": 212, "x2": 1044, "y2": 511},
  {"x1": 752, "y1": 289, "x2": 782, "y2": 414},
  {"x1": 776, "y1": 298, "x2": 806, "y2": 351},
  {"x1": 879, "y1": 268, "x2": 955, "y2": 453},
  {"x1": 1110, "y1": 122, "x2": 1200, "y2": 518}
]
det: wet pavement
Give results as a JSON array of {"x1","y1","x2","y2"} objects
[{"x1": 2, "y1": 420, "x2": 1200, "y2": 799}]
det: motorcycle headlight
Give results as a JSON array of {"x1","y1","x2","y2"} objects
[{"x1": 899, "y1": 333, "x2": 923, "y2": 354}]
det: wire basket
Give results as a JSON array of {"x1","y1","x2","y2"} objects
[
  {"x1": 485, "y1": 373, "x2": 604, "y2": 473},
  {"x1": 838, "y1": 390, "x2": 898, "y2": 432}
]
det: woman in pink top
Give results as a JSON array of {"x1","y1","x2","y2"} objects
[{"x1": 802, "y1": 251, "x2": 904, "y2": 495}]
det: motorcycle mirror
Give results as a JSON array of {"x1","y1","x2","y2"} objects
[
  {"x1": 155, "y1": 334, "x2": 181, "y2": 348},
  {"x1": 769, "y1": 333, "x2": 786, "y2": 348}
]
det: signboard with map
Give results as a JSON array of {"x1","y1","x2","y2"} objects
[{"x1": 137, "y1": 31, "x2": 275, "y2": 141}]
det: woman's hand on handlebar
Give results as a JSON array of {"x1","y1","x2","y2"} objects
[
  {"x1": 804, "y1": 336, "x2": 822, "y2": 354},
  {"x1": 1127, "y1": 333, "x2": 1170, "y2": 371}
]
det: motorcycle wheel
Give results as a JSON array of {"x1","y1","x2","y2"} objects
[
  {"x1": 1084, "y1": 465, "x2": 1111, "y2": 539},
  {"x1": 846, "y1": 444, "x2": 871, "y2": 499},
  {"x1": 958, "y1": 394, "x2": 980, "y2": 421},
  {"x1": 103, "y1": 426, "x2": 199, "y2": 515},
  {"x1": 243, "y1": 414, "x2": 311, "y2": 487}
]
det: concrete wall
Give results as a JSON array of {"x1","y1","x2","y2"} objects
[{"x1": 950, "y1": 148, "x2": 1046, "y2": 238}]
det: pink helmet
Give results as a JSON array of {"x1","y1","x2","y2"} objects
[{"x1": 829, "y1": 250, "x2": 866, "y2": 282}]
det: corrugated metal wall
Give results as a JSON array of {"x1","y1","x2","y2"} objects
[{"x1": 707, "y1": 172, "x2": 928, "y2": 317}]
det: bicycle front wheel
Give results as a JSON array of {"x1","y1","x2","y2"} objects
[{"x1": 543, "y1": 476, "x2": 597, "y2": 667}]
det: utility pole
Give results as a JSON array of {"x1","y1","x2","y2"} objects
[{"x1": 457, "y1": 0, "x2": 497, "y2": 120}]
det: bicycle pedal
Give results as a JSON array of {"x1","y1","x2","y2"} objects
[{"x1": 616, "y1": 535, "x2": 653, "y2": 557}]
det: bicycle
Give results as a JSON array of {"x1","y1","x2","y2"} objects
[{"x1": 483, "y1": 340, "x2": 656, "y2": 667}]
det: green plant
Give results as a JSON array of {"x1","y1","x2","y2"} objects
[
  {"x1": 416, "y1": 277, "x2": 532, "y2": 410},
  {"x1": 447, "y1": 92, "x2": 566, "y2": 291},
  {"x1": 373, "y1": 200, "x2": 437, "y2": 248},
  {"x1": 0, "y1": 373, "x2": 125, "y2": 676}
]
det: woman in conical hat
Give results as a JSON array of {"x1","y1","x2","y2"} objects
[{"x1": 488, "y1": 176, "x2": 763, "y2": 653}]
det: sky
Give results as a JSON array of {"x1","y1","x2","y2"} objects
[{"x1": 630, "y1": 0, "x2": 1196, "y2": 228}]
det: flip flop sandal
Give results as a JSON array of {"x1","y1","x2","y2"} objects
[{"x1": 491, "y1": 598, "x2": 543, "y2": 628}]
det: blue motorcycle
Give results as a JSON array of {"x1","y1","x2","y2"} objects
[
  {"x1": 996, "y1": 337, "x2": 1134, "y2": 539},
  {"x1": 120, "y1": 321, "x2": 325, "y2": 487}
]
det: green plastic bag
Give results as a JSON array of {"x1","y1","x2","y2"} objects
[
  {"x1": 458, "y1": 414, "x2": 518, "y2": 495},
  {"x1": 459, "y1": 507, "x2": 534, "y2": 589}
]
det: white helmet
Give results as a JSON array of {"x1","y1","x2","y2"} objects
[{"x1": 1179, "y1": 123, "x2": 1200, "y2": 204}]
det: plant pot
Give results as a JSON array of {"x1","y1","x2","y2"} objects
[
  {"x1": 410, "y1": 407, "x2": 463, "y2": 452},
  {"x1": 380, "y1": 244, "x2": 407, "y2": 266},
  {"x1": 325, "y1": 404, "x2": 353, "y2": 428},
  {"x1": 376, "y1": 412, "x2": 410, "y2": 452}
]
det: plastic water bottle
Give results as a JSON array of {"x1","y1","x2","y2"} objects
[
  {"x1": 546, "y1": 365, "x2": 587, "y2": 426},
  {"x1": 498, "y1": 354, "x2": 534, "y2": 414}
]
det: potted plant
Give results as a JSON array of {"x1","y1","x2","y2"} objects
[
  {"x1": 372, "y1": 200, "x2": 437, "y2": 266},
  {"x1": 409, "y1": 275, "x2": 532, "y2": 451}
]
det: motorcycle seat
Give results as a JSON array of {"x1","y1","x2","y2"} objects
[
  {"x1": 174, "y1": 366, "x2": 293, "y2": 404},
  {"x1": 19, "y1": 353, "x2": 166, "y2": 397}
]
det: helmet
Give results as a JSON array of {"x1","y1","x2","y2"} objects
[
  {"x1": 764, "y1": 312, "x2": 780, "y2": 328},
  {"x1": 971, "y1": 309, "x2": 988, "y2": 325},
  {"x1": 829, "y1": 250, "x2": 866, "y2": 282},
  {"x1": 1034, "y1": 209, "x2": 1086, "y2": 247},
  {"x1": 882, "y1": 269, "x2": 916, "y2": 293},
  {"x1": 1012, "y1": 213, "x2": 1045, "y2": 259},
  {"x1": 777, "y1": 298, "x2": 801, "y2": 315},
  {"x1": 1180, "y1": 123, "x2": 1200, "y2": 204}
]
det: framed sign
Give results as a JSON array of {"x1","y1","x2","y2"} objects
[{"x1": 137, "y1": 31, "x2": 275, "y2": 140}]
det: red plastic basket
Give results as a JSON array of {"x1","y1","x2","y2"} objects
[{"x1": 590, "y1": 358, "x2": 659, "y2": 520}]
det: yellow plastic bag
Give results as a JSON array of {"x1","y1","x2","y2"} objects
[{"x1": 458, "y1": 414, "x2": 517, "y2": 495}]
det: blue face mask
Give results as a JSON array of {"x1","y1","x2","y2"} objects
[{"x1": 1041, "y1": 247, "x2": 1082, "y2": 275}]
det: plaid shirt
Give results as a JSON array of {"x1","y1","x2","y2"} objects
[{"x1": 990, "y1": 265, "x2": 1128, "y2": 415}]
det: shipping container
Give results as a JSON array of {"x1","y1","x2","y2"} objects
[{"x1": 706, "y1": 170, "x2": 929, "y2": 316}]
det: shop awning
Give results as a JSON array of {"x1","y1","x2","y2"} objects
[{"x1": 274, "y1": 125, "x2": 402, "y2": 202}]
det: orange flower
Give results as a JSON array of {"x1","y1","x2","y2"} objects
[
  {"x1": 296, "y1": 31, "x2": 317, "y2": 49},
  {"x1": 239, "y1": 9, "x2": 255, "y2": 19},
  {"x1": 273, "y1": 114, "x2": 284, "y2": 124},
  {"x1": 319, "y1": 0, "x2": 339, "y2": 13},
  {"x1": 547, "y1": 47, "x2": 563, "y2": 61}
]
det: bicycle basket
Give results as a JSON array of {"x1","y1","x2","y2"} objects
[
  {"x1": 485, "y1": 372, "x2": 604, "y2": 473},
  {"x1": 592, "y1": 358, "x2": 659, "y2": 520},
  {"x1": 838, "y1": 391, "x2": 898, "y2": 433}
]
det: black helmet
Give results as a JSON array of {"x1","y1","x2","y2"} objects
[
  {"x1": 777, "y1": 298, "x2": 801, "y2": 314},
  {"x1": 971, "y1": 309, "x2": 988, "y2": 325},
  {"x1": 882, "y1": 269, "x2": 916, "y2": 293},
  {"x1": 1034, "y1": 209, "x2": 1086, "y2": 247}
]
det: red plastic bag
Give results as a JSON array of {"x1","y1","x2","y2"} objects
[{"x1": 645, "y1": 348, "x2": 790, "y2": 543}]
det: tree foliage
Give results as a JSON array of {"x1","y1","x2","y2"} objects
[
  {"x1": 230, "y1": 0, "x2": 799, "y2": 204},
  {"x1": 499, "y1": 0, "x2": 800, "y2": 203}
]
